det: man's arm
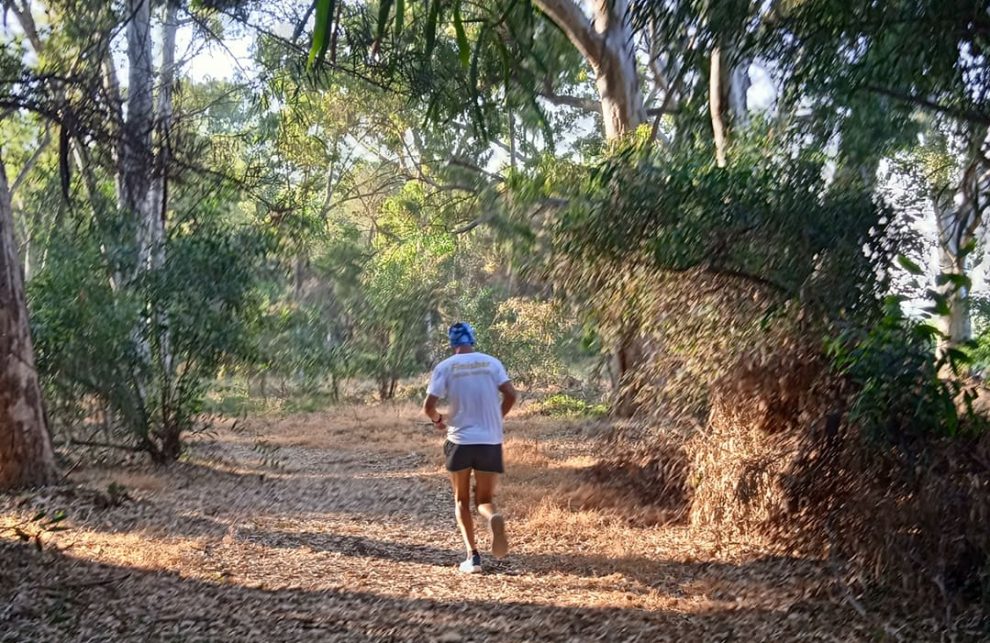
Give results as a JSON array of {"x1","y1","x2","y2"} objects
[
  {"x1": 423, "y1": 394, "x2": 445, "y2": 428},
  {"x1": 498, "y1": 381, "x2": 517, "y2": 418}
]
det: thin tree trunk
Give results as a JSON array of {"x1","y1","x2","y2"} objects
[
  {"x1": 709, "y1": 47, "x2": 729, "y2": 168},
  {"x1": 152, "y1": 0, "x2": 179, "y2": 453},
  {"x1": 933, "y1": 126, "x2": 989, "y2": 368},
  {"x1": 150, "y1": 0, "x2": 178, "y2": 276},
  {"x1": 122, "y1": 0, "x2": 155, "y2": 247},
  {"x1": 934, "y1": 177, "x2": 980, "y2": 359},
  {"x1": 508, "y1": 110, "x2": 517, "y2": 170},
  {"x1": 936, "y1": 241, "x2": 971, "y2": 350},
  {"x1": 117, "y1": 0, "x2": 158, "y2": 438},
  {"x1": 0, "y1": 153, "x2": 56, "y2": 489},
  {"x1": 710, "y1": 44, "x2": 750, "y2": 168}
]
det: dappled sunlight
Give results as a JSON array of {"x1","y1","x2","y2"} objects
[
  {"x1": 3, "y1": 402, "x2": 975, "y2": 639},
  {"x1": 0, "y1": 536, "x2": 869, "y2": 641}
]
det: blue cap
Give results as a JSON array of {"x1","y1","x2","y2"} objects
[{"x1": 448, "y1": 322, "x2": 476, "y2": 347}]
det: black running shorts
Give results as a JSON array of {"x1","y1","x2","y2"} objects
[{"x1": 443, "y1": 440, "x2": 504, "y2": 473}]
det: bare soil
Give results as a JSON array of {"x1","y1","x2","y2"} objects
[{"x1": 0, "y1": 404, "x2": 982, "y2": 641}]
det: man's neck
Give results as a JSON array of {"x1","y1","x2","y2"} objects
[{"x1": 453, "y1": 346, "x2": 476, "y2": 355}]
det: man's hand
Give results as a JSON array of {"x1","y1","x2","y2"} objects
[
  {"x1": 499, "y1": 381, "x2": 518, "y2": 418},
  {"x1": 423, "y1": 394, "x2": 445, "y2": 430}
]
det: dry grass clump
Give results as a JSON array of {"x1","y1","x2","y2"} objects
[
  {"x1": 688, "y1": 346, "x2": 825, "y2": 540},
  {"x1": 772, "y1": 415, "x2": 990, "y2": 604},
  {"x1": 688, "y1": 344, "x2": 990, "y2": 607}
]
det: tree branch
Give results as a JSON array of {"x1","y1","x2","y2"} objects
[
  {"x1": 538, "y1": 90, "x2": 602, "y2": 114},
  {"x1": 452, "y1": 212, "x2": 496, "y2": 234},
  {"x1": 863, "y1": 85, "x2": 990, "y2": 127},
  {"x1": 533, "y1": 0, "x2": 603, "y2": 66},
  {"x1": 447, "y1": 158, "x2": 505, "y2": 183}
]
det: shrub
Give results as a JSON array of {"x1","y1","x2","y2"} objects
[
  {"x1": 29, "y1": 195, "x2": 271, "y2": 461},
  {"x1": 532, "y1": 393, "x2": 606, "y2": 418},
  {"x1": 690, "y1": 307, "x2": 990, "y2": 607}
]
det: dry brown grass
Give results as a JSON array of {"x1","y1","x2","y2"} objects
[
  {"x1": 688, "y1": 345, "x2": 990, "y2": 618},
  {"x1": 0, "y1": 400, "x2": 982, "y2": 641}
]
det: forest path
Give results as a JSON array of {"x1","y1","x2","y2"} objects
[{"x1": 1, "y1": 404, "x2": 907, "y2": 641}]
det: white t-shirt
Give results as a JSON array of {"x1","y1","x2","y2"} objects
[{"x1": 427, "y1": 352, "x2": 510, "y2": 445}]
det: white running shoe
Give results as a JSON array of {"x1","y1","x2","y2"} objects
[
  {"x1": 490, "y1": 514, "x2": 508, "y2": 559},
  {"x1": 459, "y1": 554, "x2": 482, "y2": 574}
]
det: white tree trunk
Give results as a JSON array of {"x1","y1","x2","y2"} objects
[
  {"x1": 147, "y1": 0, "x2": 178, "y2": 271},
  {"x1": 709, "y1": 47, "x2": 729, "y2": 168},
  {"x1": 535, "y1": 0, "x2": 646, "y2": 139},
  {"x1": 591, "y1": 0, "x2": 646, "y2": 139},
  {"x1": 935, "y1": 240, "x2": 971, "y2": 348},
  {"x1": 933, "y1": 165, "x2": 984, "y2": 357},
  {"x1": 0, "y1": 153, "x2": 56, "y2": 489},
  {"x1": 710, "y1": 46, "x2": 750, "y2": 167},
  {"x1": 150, "y1": 0, "x2": 179, "y2": 410}
]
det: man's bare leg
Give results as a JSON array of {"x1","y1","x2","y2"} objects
[
  {"x1": 450, "y1": 469, "x2": 476, "y2": 558},
  {"x1": 474, "y1": 471, "x2": 508, "y2": 558}
]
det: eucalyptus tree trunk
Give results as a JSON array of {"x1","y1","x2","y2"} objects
[
  {"x1": 0, "y1": 154, "x2": 56, "y2": 489},
  {"x1": 535, "y1": 0, "x2": 646, "y2": 139},
  {"x1": 933, "y1": 150, "x2": 987, "y2": 361},
  {"x1": 148, "y1": 0, "x2": 178, "y2": 277},
  {"x1": 119, "y1": 0, "x2": 180, "y2": 458},
  {"x1": 150, "y1": 0, "x2": 179, "y2": 454},
  {"x1": 709, "y1": 44, "x2": 750, "y2": 167},
  {"x1": 534, "y1": 0, "x2": 648, "y2": 415},
  {"x1": 121, "y1": 0, "x2": 155, "y2": 245}
]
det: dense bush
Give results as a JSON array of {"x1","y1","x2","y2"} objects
[
  {"x1": 29, "y1": 194, "x2": 271, "y2": 460},
  {"x1": 526, "y1": 130, "x2": 900, "y2": 424}
]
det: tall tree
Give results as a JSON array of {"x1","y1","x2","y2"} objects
[
  {"x1": 534, "y1": 0, "x2": 645, "y2": 139},
  {"x1": 0, "y1": 152, "x2": 56, "y2": 489},
  {"x1": 766, "y1": 0, "x2": 990, "y2": 356}
]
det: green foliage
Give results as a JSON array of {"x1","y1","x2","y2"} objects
[
  {"x1": 965, "y1": 296, "x2": 990, "y2": 374},
  {"x1": 486, "y1": 297, "x2": 578, "y2": 386},
  {"x1": 28, "y1": 187, "x2": 272, "y2": 459},
  {"x1": 532, "y1": 393, "x2": 606, "y2": 418},
  {"x1": 827, "y1": 297, "x2": 974, "y2": 442},
  {"x1": 516, "y1": 127, "x2": 902, "y2": 421},
  {"x1": 554, "y1": 130, "x2": 888, "y2": 313}
]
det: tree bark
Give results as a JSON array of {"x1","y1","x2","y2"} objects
[
  {"x1": 0, "y1": 152, "x2": 56, "y2": 489},
  {"x1": 709, "y1": 45, "x2": 750, "y2": 167},
  {"x1": 150, "y1": 0, "x2": 179, "y2": 443},
  {"x1": 122, "y1": 0, "x2": 156, "y2": 249},
  {"x1": 933, "y1": 154, "x2": 987, "y2": 360},
  {"x1": 535, "y1": 0, "x2": 646, "y2": 139},
  {"x1": 709, "y1": 47, "x2": 729, "y2": 168},
  {"x1": 935, "y1": 240, "x2": 971, "y2": 350},
  {"x1": 148, "y1": 0, "x2": 178, "y2": 276}
]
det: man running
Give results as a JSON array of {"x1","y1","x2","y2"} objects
[{"x1": 423, "y1": 322, "x2": 517, "y2": 574}]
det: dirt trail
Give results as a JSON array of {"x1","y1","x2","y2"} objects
[{"x1": 0, "y1": 404, "x2": 955, "y2": 641}]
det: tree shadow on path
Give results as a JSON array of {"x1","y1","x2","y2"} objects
[
  {"x1": 236, "y1": 527, "x2": 821, "y2": 600},
  {"x1": 0, "y1": 540, "x2": 884, "y2": 643}
]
